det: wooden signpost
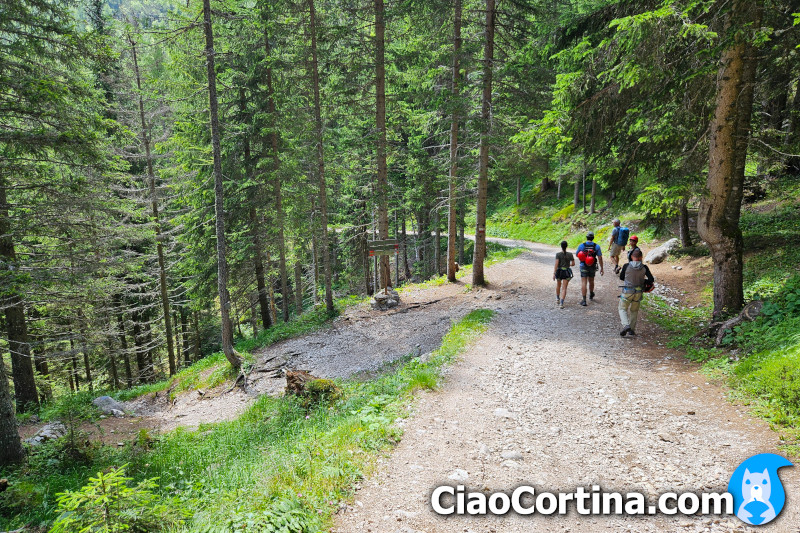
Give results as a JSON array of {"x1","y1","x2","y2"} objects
[
  {"x1": 367, "y1": 239, "x2": 399, "y2": 257},
  {"x1": 367, "y1": 239, "x2": 399, "y2": 294}
]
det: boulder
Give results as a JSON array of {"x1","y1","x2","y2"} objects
[
  {"x1": 24, "y1": 421, "x2": 67, "y2": 446},
  {"x1": 371, "y1": 289, "x2": 401, "y2": 311},
  {"x1": 644, "y1": 238, "x2": 680, "y2": 264},
  {"x1": 92, "y1": 396, "x2": 127, "y2": 416}
]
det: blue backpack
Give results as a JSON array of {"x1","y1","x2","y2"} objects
[{"x1": 616, "y1": 227, "x2": 630, "y2": 246}]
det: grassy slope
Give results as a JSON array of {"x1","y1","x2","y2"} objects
[
  {"x1": 2, "y1": 275, "x2": 502, "y2": 530},
  {"x1": 486, "y1": 179, "x2": 800, "y2": 449}
]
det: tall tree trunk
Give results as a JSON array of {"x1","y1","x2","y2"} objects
[
  {"x1": 375, "y1": 0, "x2": 391, "y2": 290},
  {"x1": 697, "y1": 0, "x2": 762, "y2": 319},
  {"x1": 264, "y1": 32, "x2": 290, "y2": 323},
  {"x1": 590, "y1": 179, "x2": 596, "y2": 214},
  {"x1": 32, "y1": 339, "x2": 52, "y2": 402},
  {"x1": 0, "y1": 354, "x2": 24, "y2": 466},
  {"x1": 180, "y1": 306, "x2": 190, "y2": 366},
  {"x1": 241, "y1": 88, "x2": 271, "y2": 332},
  {"x1": 573, "y1": 179, "x2": 580, "y2": 208},
  {"x1": 457, "y1": 203, "x2": 465, "y2": 266},
  {"x1": 434, "y1": 208, "x2": 441, "y2": 275},
  {"x1": 68, "y1": 330, "x2": 81, "y2": 390},
  {"x1": 394, "y1": 212, "x2": 400, "y2": 286},
  {"x1": 143, "y1": 318, "x2": 156, "y2": 382},
  {"x1": 446, "y1": 0, "x2": 461, "y2": 283},
  {"x1": 130, "y1": 37, "x2": 176, "y2": 377},
  {"x1": 131, "y1": 311, "x2": 148, "y2": 383},
  {"x1": 0, "y1": 182, "x2": 38, "y2": 411},
  {"x1": 472, "y1": 0, "x2": 495, "y2": 287},
  {"x1": 294, "y1": 261, "x2": 304, "y2": 313},
  {"x1": 173, "y1": 310, "x2": 182, "y2": 370},
  {"x1": 193, "y1": 310, "x2": 201, "y2": 360},
  {"x1": 402, "y1": 213, "x2": 411, "y2": 278},
  {"x1": 251, "y1": 209, "x2": 272, "y2": 330},
  {"x1": 582, "y1": 164, "x2": 587, "y2": 213},
  {"x1": 363, "y1": 231, "x2": 372, "y2": 294},
  {"x1": 116, "y1": 311, "x2": 133, "y2": 388},
  {"x1": 203, "y1": 0, "x2": 241, "y2": 368},
  {"x1": 679, "y1": 199, "x2": 692, "y2": 247},
  {"x1": 308, "y1": 0, "x2": 334, "y2": 313}
]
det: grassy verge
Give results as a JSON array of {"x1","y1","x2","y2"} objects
[
  {"x1": 477, "y1": 190, "x2": 658, "y2": 250},
  {"x1": 1, "y1": 309, "x2": 494, "y2": 531},
  {"x1": 642, "y1": 198, "x2": 800, "y2": 451}
]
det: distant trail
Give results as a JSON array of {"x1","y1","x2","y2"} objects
[{"x1": 334, "y1": 241, "x2": 799, "y2": 533}]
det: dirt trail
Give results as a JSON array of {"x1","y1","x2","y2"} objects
[{"x1": 334, "y1": 240, "x2": 799, "y2": 533}]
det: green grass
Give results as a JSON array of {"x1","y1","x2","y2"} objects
[
  {"x1": 478, "y1": 190, "x2": 657, "y2": 250},
  {"x1": 641, "y1": 192, "x2": 800, "y2": 443},
  {"x1": 1, "y1": 309, "x2": 494, "y2": 532}
]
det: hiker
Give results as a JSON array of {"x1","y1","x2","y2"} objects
[
  {"x1": 608, "y1": 219, "x2": 630, "y2": 274},
  {"x1": 627, "y1": 235, "x2": 641, "y2": 262},
  {"x1": 553, "y1": 240, "x2": 575, "y2": 309},
  {"x1": 576, "y1": 232, "x2": 604, "y2": 306},
  {"x1": 618, "y1": 248, "x2": 654, "y2": 336}
]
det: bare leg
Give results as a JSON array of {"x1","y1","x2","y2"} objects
[
  {"x1": 560, "y1": 280, "x2": 570, "y2": 300},
  {"x1": 581, "y1": 277, "x2": 588, "y2": 298}
]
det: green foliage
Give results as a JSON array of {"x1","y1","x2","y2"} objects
[
  {"x1": 50, "y1": 466, "x2": 186, "y2": 533},
  {"x1": 3, "y1": 309, "x2": 494, "y2": 531},
  {"x1": 301, "y1": 379, "x2": 342, "y2": 408},
  {"x1": 224, "y1": 497, "x2": 321, "y2": 533}
]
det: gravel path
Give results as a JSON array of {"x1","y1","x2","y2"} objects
[{"x1": 334, "y1": 241, "x2": 799, "y2": 533}]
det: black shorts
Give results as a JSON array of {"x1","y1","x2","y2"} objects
[
  {"x1": 580, "y1": 266, "x2": 596, "y2": 278},
  {"x1": 555, "y1": 268, "x2": 573, "y2": 280}
]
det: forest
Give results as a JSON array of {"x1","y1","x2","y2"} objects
[{"x1": 2, "y1": 0, "x2": 799, "y2": 530}]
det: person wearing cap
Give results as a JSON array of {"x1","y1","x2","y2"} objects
[
  {"x1": 627, "y1": 235, "x2": 641, "y2": 262},
  {"x1": 608, "y1": 218, "x2": 630, "y2": 274},
  {"x1": 618, "y1": 248, "x2": 654, "y2": 336},
  {"x1": 575, "y1": 231, "x2": 604, "y2": 306}
]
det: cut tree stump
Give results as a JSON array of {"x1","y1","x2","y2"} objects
[{"x1": 285, "y1": 370, "x2": 318, "y2": 396}]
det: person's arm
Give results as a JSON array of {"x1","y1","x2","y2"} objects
[
  {"x1": 609, "y1": 228, "x2": 617, "y2": 248},
  {"x1": 553, "y1": 257, "x2": 559, "y2": 280},
  {"x1": 598, "y1": 246, "x2": 604, "y2": 275},
  {"x1": 645, "y1": 265, "x2": 654, "y2": 283},
  {"x1": 619, "y1": 263, "x2": 627, "y2": 281},
  {"x1": 570, "y1": 254, "x2": 575, "y2": 267}
]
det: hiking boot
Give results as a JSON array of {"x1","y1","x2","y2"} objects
[
  {"x1": 557, "y1": 295, "x2": 561, "y2": 304},
  {"x1": 620, "y1": 326, "x2": 630, "y2": 337},
  {"x1": 580, "y1": 299, "x2": 587, "y2": 306},
  {"x1": 614, "y1": 266, "x2": 621, "y2": 274},
  {"x1": 559, "y1": 299, "x2": 565, "y2": 309},
  {"x1": 590, "y1": 291, "x2": 595, "y2": 300},
  {"x1": 628, "y1": 330, "x2": 636, "y2": 336}
]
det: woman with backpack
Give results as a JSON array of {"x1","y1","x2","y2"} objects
[{"x1": 553, "y1": 240, "x2": 575, "y2": 309}]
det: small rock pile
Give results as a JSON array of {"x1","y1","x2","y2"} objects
[
  {"x1": 371, "y1": 289, "x2": 400, "y2": 310},
  {"x1": 24, "y1": 422, "x2": 66, "y2": 446}
]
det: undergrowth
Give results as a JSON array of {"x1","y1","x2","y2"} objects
[
  {"x1": 2, "y1": 309, "x2": 494, "y2": 531},
  {"x1": 642, "y1": 190, "x2": 800, "y2": 445},
  {"x1": 478, "y1": 188, "x2": 658, "y2": 250}
]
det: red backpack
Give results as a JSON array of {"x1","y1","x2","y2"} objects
[{"x1": 582, "y1": 242, "x2": 598, "y2": 267}]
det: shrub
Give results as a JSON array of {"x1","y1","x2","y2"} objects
[{"x1": 50, "y1": 466, "x2": 186, "y2": 533}]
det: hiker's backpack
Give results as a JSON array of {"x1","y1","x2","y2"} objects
[
  {"x1": 582, "y1": 242, "x2": 598, "y2": 268},
  {"x1": 643, "y1": 278, "x2": 655, "y2": 293},
  {"x1": 616, "y1": 227, "x2": 630, "y2": 246}
]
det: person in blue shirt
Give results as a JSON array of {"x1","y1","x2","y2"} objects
[{"x1": 576, "y1": 232, "x2": 604, "y2": 306}]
